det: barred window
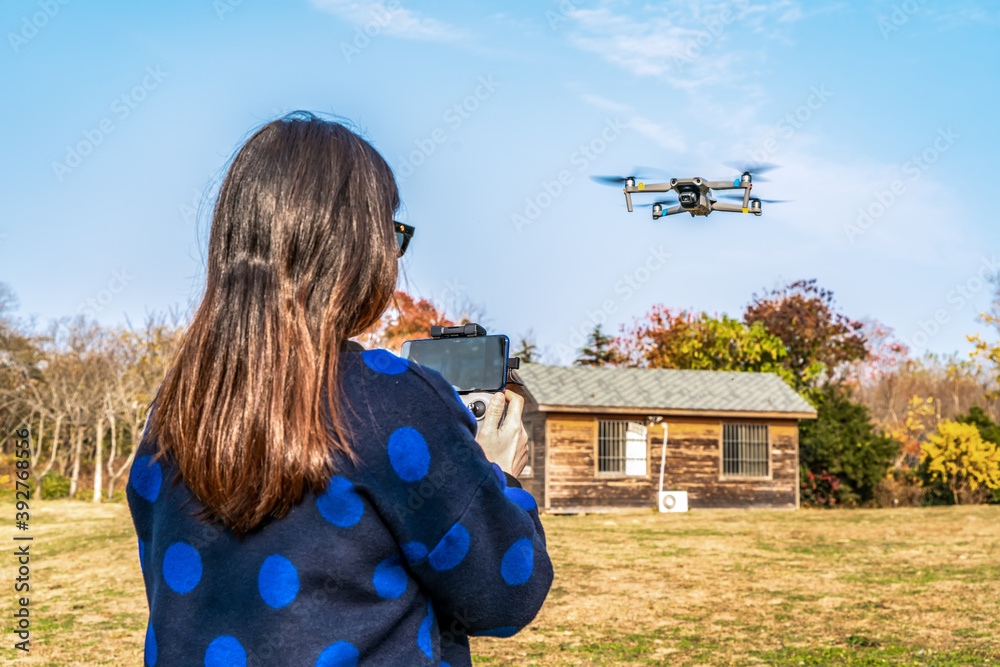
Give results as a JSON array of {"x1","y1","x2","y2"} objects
[
  {"x1": 597, "y1": 420, "x2": 647, "y2": 476},
  {"x1": 722, "y1": 423, "x2": 769, "y2": 478}
]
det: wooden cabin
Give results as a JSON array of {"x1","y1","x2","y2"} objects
[{"x1": 510, "y1": 364, "x2": 817, "y2": 513}]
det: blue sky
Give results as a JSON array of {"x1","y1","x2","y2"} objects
[{"x1": 2, "y1": 0, "x2": 998, "y2": 364}]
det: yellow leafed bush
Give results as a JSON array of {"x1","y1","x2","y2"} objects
[{"x1": 922, "y1": 420, "x2": 1000, "y2": 504}]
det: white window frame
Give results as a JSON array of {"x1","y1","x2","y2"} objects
[{"x1": 596, "y1": 420, "x2": 648, "y2": 477}]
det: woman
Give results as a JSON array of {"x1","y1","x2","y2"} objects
[{"x1": 127, "y1": 111, "x2": 552, "y2": 666}]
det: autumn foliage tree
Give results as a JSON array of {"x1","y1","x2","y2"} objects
[
  {"x1": 355, "y1": 291, "x2": 455, "y2": 352},
  {"x1": 744, "y1": 279, "x2": 868, "y2": 390},
  {"x1": 608, "y1": 308, "x2": 790, "y2": 379}
]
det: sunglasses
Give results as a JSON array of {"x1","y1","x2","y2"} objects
[{"x1": 395, "y1": 221, "x2": 414, "y2": 257}]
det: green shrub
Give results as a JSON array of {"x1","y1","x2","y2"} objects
[
  {"x1": 799, "y1": 384, "x2": 901, "y2": 506},
  {"x1": 39, "y1": 472, "x2": 71, "y2": 499}
]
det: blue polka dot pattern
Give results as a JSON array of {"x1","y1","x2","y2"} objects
[
  {"x1": 501, "y1": 537, "x2": 533, "y2": 585},
  {"x1": 362, "y1": 349, "x2": 408, "y2": 375},
  {"x1": 473, "y1": 626, "x2": 518, "y2": 638},
  {"x1": 144, "y1": 621, "x2": 156, "y2": 666},
  {"x1": 428, "y1": 523, "x2": 470, "y2": 571},
  {"x1": 451, "y1": 387, "x2": 476, "y2": 422},
  {"x1": 131, "y1": 455, "x2": 162, "y2": 502},
  {"x1": 138, "y1": 537, "x2": 145, "y2": 573},
  {"x1": 204, "y1": 635, "x2": 246, "y2": 667},
  {"x1": 316, "y1": 641, "x2": 360, "y2": 666},
  {"x1": 491, "y1": 463, "x2": 507, "y2": 489},
  {"x1": 316, "y1": 476, "x2": 364, "y2": 528},
  {"x1": 258, "y1": 554, "x2": 300, "y2": 609},
  {"x1": 387, "y1": 427, "x2": 430, "y2": 482},
  {"x1": 401, "y1": 541, "x2": 428, "y2": 564},
  {"x1": 417, "y1": 600, "x2": 434, "y2": 659},
  {"x1": 504, "y1": 487, "x2": 537, "y2": 511},
  {"x1": 372, "y1": 554, "x2": 407, "y2": 599},
  {"x1": 162, "y1": 542, "x2": 202, "y2": 594}
]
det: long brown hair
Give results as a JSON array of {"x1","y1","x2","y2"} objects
[{"x1": 149, "y1": 112, "x2": 399, "y2": 536}]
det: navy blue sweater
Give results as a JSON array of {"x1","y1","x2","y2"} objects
[{"x1": 127, "y1": 348, "x2": 552, "y2": 666}]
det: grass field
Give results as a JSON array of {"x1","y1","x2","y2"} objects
[{"x1": 2, "y1": 502, "x2": 998, "y2": 666}]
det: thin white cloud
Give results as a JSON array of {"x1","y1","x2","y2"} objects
[
  {"x1": 309, "y1": 0, "x2": 468, "y2": 42},
  {"x1": 578, "y1": 93, "x2": 631, "y2": 113},
  {"x1": 562, "y1": 0, "x2": 822, "y2": 88},
  {"x1": 579, "y1": 93, "x2": 685, "y2": 152},
  {"x1": 627, "y1": 115, "x2": 686, "y2": 153}
]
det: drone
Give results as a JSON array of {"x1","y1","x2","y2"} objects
[{"x1": 591, "y1": 162, "x2": 788, "y2": 219}]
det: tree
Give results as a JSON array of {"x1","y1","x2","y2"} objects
[
  {"x1": 103, "y1": 319, "x2": 183, "y2": 500},
  {"x1": 968, "y1": 313, "x2": 1000, "y2": 399},
  {"x1": 356, "y1": 290, "x2": 454, "y2": 352},
  {"x1": 922, "y1": 420, "x2": 1000, "y2": 504},
  {"x1": 956, "y1": 405, "x2": 1000, "y2": 446},
  {"x1": 954, "y1": 405, "x2": 1000, "y2": 504},
  {"x1": 0, "y1": 283, "x2": 44, "y2": 448},
  {"x1": 886, "y1": 395, "x2": 937, "y2": 467},
  {"x1": 614, "y1": 308, "x2": 790, "y2": 381},
  {"x1": 841, "y1": 318, "x2": 909, "y2": 388},
  {"x1": 574, "y1": 325, "x2": 624, "y2": 367},
  {"x1": 799, "y1": 384, "x2": 901, "y2": 506},
  {"x1": 512, "y1": 331, "x2": 539, "y2": 364},
  {"x1": 744, "y1": 279, "x2": 868, "y2": 390}
]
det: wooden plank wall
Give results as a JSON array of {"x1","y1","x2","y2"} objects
[
  {"x1": 509, "y1": 385, "x2": 545, "y2": 505},
  {"x1": 543, "y1": 413, "x2": 799, "y2": 511},
  {"x1": 662, "y1": 417, "x2": 798, "y2": 509},
  {"x1": 547, "y1": 413, "x2": 658, "y2": 508}
]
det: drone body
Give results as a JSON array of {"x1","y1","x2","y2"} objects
[
  {"x1": 592, "y1": 163, "x2": 786, "y2": 219},
  {"x1": 626, "y1": 173, "x2": 760, "y2": 218}
]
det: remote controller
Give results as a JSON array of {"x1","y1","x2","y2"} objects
[{"x1": 463, "y1": 391, "x2": 508, "y2": 435}]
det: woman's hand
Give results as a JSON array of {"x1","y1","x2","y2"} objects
[{"x1": 475, "y1": 390, "x2": 529, "y2": 477}]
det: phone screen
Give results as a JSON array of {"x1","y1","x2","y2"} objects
[{"x1": 401, "y1": 335, "x2": 508, "y2": 393}]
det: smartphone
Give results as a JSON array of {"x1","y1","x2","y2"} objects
[{"x1": 401, "y1": 334, "x2": 510, "y2": 394}]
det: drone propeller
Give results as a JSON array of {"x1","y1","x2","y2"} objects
[
  {"x1": 723, "y1": 160, "x2": 781, "y2": 175},
  {"x1": 590, "y1": 166, "x2": 671, "y2": 187},
  {"x1": 722, "y1": 160, "x2": 781, "y2": 183},
  {"x1": 636, "y1": 198, "x2": 677, "y2": 208},
  {"x1": 718, "y1": 194, "x2": 791, "y2": 204}
]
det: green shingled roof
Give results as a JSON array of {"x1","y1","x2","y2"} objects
[{"x1": 515, "y1": 364, "x2": 816, "y2": 416}]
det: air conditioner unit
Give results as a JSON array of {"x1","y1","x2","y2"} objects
[
  {"x1": 655, "y1": 424, "x2": 688, "y2": 513},
  {"x1": 657, "y1": 490, "x2": 688, "y2": 513}
]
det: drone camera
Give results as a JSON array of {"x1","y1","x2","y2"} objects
[{"x1": 677, "y1": 186, "x2": 700, "y2": 208}]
